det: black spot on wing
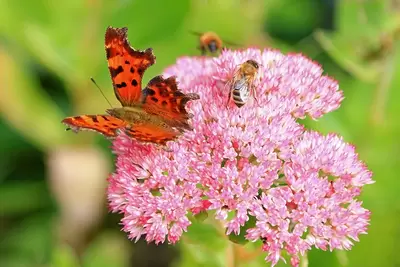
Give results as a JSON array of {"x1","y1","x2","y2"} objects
[
  {"x1": 159, "y1": 87, "x2": 169, "y2": 97},
  {"x1": 106, "y1": 48, "x2": 112, "y2": 59},
  {"x1": 138, "y1": 68, "x2": 144, "y2": 76},
  {"x1": 142, "y1": 88, "x2": 156, "y2": 96},
  {"x1": 140, "y1": 87, "x2": 156, "y2": 104},
  {"x1": 149, "y1": 75, "x2": 164, "y2": 85},
  {"x1": 131, "y1": 79, "x2": 138, "y2": 86},
  {"x1": 109, "y1": 65, "x2": 124, "y2": 78},
  {"x1": 116, "y1": 82, "x2": 127, "y2": 88}
]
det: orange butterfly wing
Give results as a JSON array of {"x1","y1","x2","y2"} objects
[
  {"x1": 105, "y1": 26, "x2": 156, "y2": 106},
  {"x1": 125, "y1": 124, "x2": 181, "y2": 145},
  {"x1": 140, "y1": 75, "x2": 200, "y2": 131},
  {"x1": 62, "y1": 26, "x2": 199, "y2": 144},
  {"x1": 62, "y1": 115, "x2": 126, "y2": 137}
]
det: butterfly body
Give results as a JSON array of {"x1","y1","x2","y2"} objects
[
  {"x1": 106, "y1": 106, "x2": 160, "y2": 125},
  {"x1": 62, "y1": 26, "x2": 199, "y2": 145},
  {"x1": 106, "y1": 106, "x2": 176, "y2": 131}
]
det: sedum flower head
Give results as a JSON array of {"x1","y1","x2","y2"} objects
[{"x1": 107, "y1": 48, "x2": 373, "y2": 266}]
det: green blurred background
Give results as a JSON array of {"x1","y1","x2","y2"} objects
[{"x1": 0, "y1": 0, "x2": 399, "y2": 266}]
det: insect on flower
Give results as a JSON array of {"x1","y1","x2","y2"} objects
[
  {"x1": 61, "y1": 26, "x2": 200, "y2": 145},
  {"x1": 227, "y1": 59, "x2": 260, "y2": 108},
  {"x1": 190, "y1": 31, "x2": 238, "y2": 56}
]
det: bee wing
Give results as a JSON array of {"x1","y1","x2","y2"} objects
[
  {"x1": 189, "y1": 30, "x2": 203, "y2": 37},
  {"x1": 233, "y1": 78, "x2": 248, "y2": 91},
  {"x1": 223, "y1": 39, "x2": 241, "y2": 47},
  {"x1": 231, "y1": 77, "x2": 250, "y2": 106}
]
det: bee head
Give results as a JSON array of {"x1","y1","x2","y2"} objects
[
  {"x1": 246, "y1": 59, "x2": 259, "y2": 69},
  {"x1": 207, "y1": 40, "x2": 218, "y2": 53}
]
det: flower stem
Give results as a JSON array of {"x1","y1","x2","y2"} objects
[
  {"x1": 370, "y1": 45, "x2": 396, "y2": 125},
  {"x1": 300, "y1": 252, "x2": 309, "y2": 267},
  {"x1": 226, "y1": 240, "x2": 235, "y2": 267}
]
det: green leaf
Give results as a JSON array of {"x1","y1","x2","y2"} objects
[
  {"x1": 383, "y1": 39, "x2": 400, "y2": 131},
  {"x1": 109, "y1": 0, "x2": 191, "y2": 47},
  {"x1": 314, "y1": 30, "x2": 378, "y2": 83},
  {"x1": 83, "y1": 231, "x2": 131, "y2": 267},
  {"x1": 0, "y1": 214, "x2": 53, "y2": 265},
  {"x1": 193, "y1": 210, "x2": 209, "y2": 222},
  {"x1": 184, "y1": 219, "x2": 226, "y2": 251},
  {"x1": 176, "y1": 242, "x2": 226, "y2": 267},
  {"x1": 228, "y1": 215, "x2": 256, "y2": 245},
  {"x1": 0, "y1": 47, "x2": 73, "y2": 150},
  {"x1": 0, "y1": 181, "x2": 53, "y2": 215},
  {"x1": 52, "y1": 244, "x2": 80, "y2": 267},
  {"x1": 23, "y1": 24, "x2": 78, "y2": 83},
  {"x1": 174, "y1": 219, "x2": 227, "y2": 267}
]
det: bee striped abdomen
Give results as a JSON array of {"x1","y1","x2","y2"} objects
[
  {"x1": 227, "y1": 59, "x2": 259, "y2": 108},
  {"x1": 231, "y1": 78, "x2": 250, "y2": 107}
]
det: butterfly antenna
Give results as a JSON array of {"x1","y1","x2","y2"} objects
[{"x1": 90, "y1": 77, "x2": 113, "y2": 108}]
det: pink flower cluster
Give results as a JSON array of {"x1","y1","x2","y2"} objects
[{"x1": 107, "y1": 49, "x2": 373, "y2": 266}]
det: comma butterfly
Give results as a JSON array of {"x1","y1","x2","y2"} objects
[{"x1": 62, "y1": 26, "x2": 200, "y2": 145}]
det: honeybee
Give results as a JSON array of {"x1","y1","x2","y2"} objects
[
  {"x1": 190, "y1": 31, "x2": 238, "y2": 55},
  {"x1": 227, "y1": 59, "x2": 260, "y2": 108}
]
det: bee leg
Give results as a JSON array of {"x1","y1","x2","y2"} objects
[
  {"x1": 162, "y1": 146, "x2": 173, "y2": 152},
  {"x1": 226, "y1": 90, "x2": 232, "y2": 108},
  {"x1": 249, "y1": 79, "x2": 260, "y2": 106},
  {"x1": 253, "y1": 86, "x2": 260, "y2": 106},
  {"x1": 223, "y1": 79, "x2": 232, "y2": 108},
  {"x1": 200, "y1": 46, "x2": 206, "y2": 56}
]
